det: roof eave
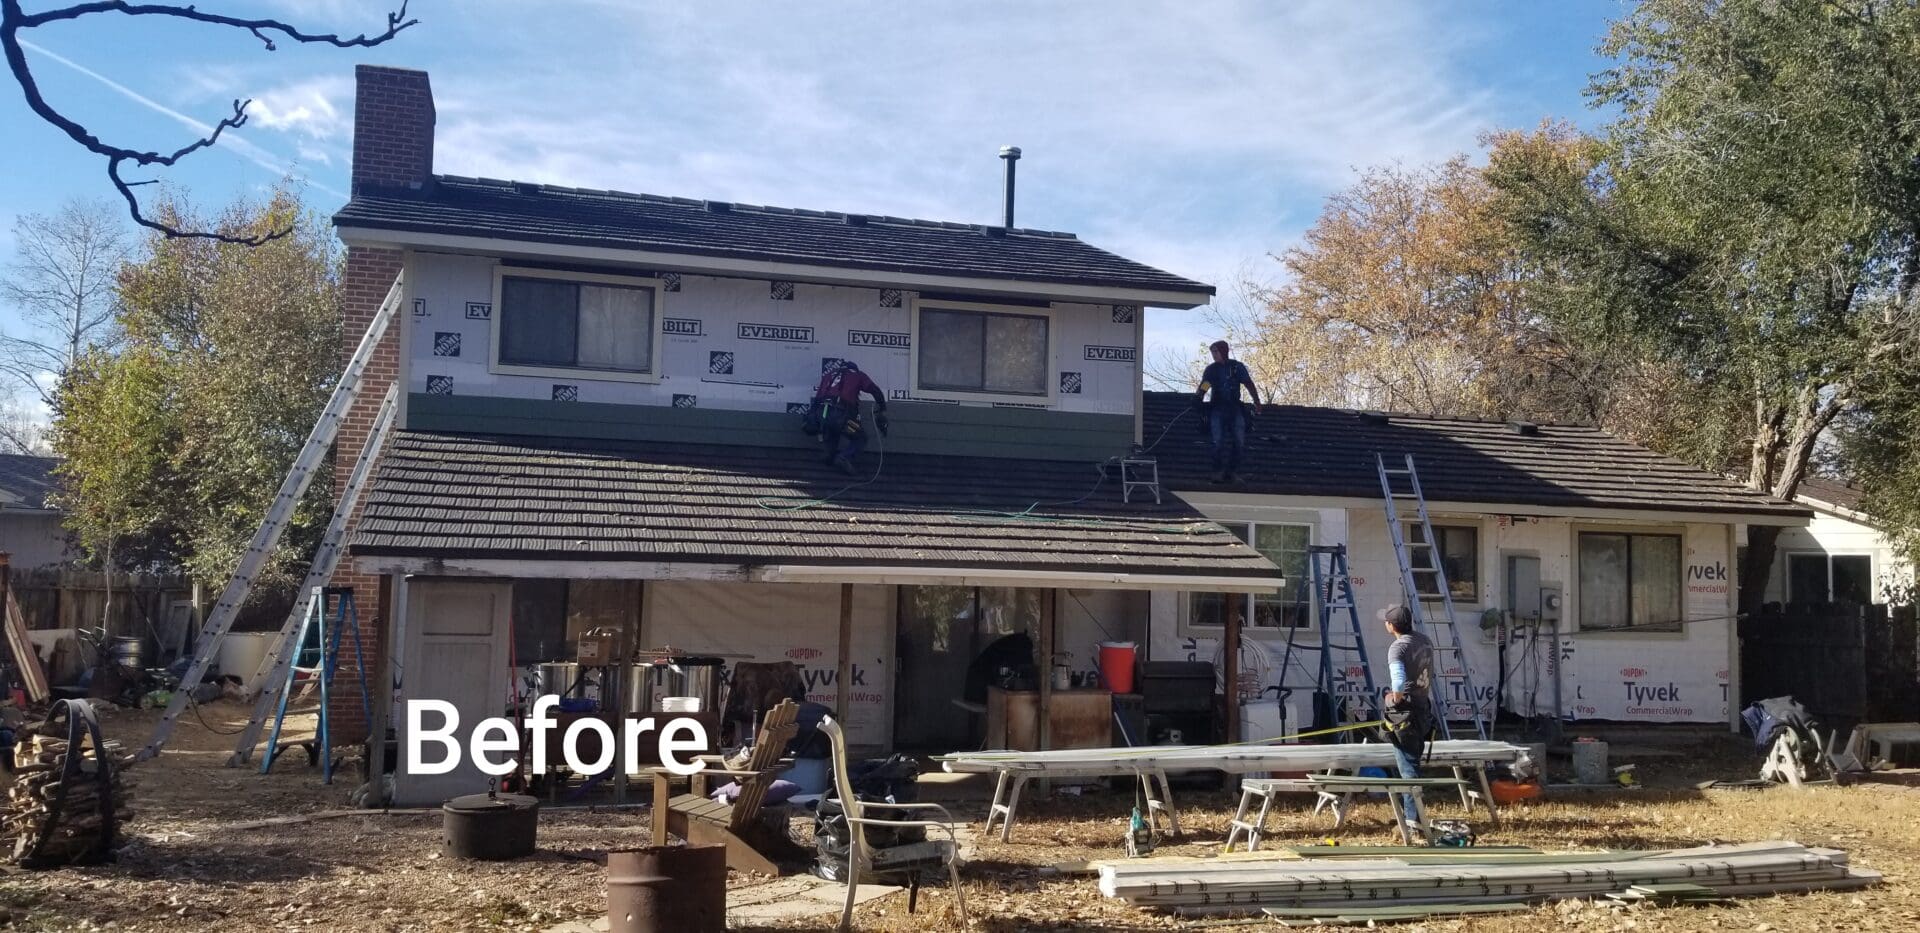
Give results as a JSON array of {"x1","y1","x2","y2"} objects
[
  {"x1": 1172, "y1": 490, "x2": 1812, "y2": 526},
  {"x1": 335, "y1": 222, "x2": 1215, "y2": 309}
]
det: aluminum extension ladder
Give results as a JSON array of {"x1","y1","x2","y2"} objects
[
  {"x1": 1277, "y1": 545, "x2": 1382, "y2": 734},
  {"x1": 1375, "y1": 453, "x2": 1491, "y2": 740},
  {"x1": 137, "y1": 274, "x2": 405, "y2": 762}
]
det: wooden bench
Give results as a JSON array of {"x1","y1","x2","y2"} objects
[{"x1": 651, "y1": 699, "x2": 803, "y2": 875}]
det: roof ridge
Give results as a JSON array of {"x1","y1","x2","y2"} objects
[{"x1": 428, "y1": 174, "x2": 1080, "y2": 239}]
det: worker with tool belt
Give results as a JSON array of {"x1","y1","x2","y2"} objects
[
  {"x1": 805, "y1": 359, "x2": 888, "y2": 475},
  {"x1": 1193, "y1": 340, "x2": 1262, "y2": 483},
  {"x1": 1380, "y1": 604, "x2": 1438, "y2": 828}
]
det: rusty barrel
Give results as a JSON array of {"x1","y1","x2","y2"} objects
[{"x1": 608, "y1": 844, "x2": 726, "y2": 933}]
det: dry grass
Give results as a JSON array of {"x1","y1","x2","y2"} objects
[{"x1": 3, "y1": 704, "x2": 1916, "y2": 932}]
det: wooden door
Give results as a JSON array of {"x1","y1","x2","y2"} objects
[{"x1": 395, "y1": 580, "x2": 512, "y2": 806}]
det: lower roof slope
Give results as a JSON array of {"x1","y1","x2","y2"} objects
[
  {"x1": 1141, "y1": 392, "x2": 1807, "y2": 519},
  {"x1": 349, "y1": 430, "x2": 1279, "y2": 580}
]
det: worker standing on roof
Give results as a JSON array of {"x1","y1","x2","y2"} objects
[
  {"x1": 1195, "y1": 340, "x2": 1262, "y2": 483},
  {"x1": 808, "y1": 359, "x2": 888, "y2": 475}
]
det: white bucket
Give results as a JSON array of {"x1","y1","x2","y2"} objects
[
  {"x1": 659, "y1": 696, "x2": 703, "y2": 713},
  {"x1": 218, "y1": 632, "x2": 277, "y2": 695}
]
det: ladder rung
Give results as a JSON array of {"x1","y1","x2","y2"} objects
[{"x1": 1381, "y1": 468, "x2": 1412, "y2": 475}]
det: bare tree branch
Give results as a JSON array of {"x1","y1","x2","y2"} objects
[{"x1": 1, "y1": 0, "x2": 416, "y2": 244}]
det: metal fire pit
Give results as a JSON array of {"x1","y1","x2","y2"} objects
[
  {"x1": 608, "y1": 844, "x2": 725, "y2": 933},
  {"x1": 442, "y1": 788, "x2": 539, "y2": 860}
]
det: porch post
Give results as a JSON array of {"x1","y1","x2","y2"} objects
[
  {"x1": 1039, "y1": 589, "x2": 1056, "y2": 750},
  {"x1": 836, "y1": 583, "x2": 853, "y2": 720},
  {"x1": 366, "y1": 573, "x2": 407, "y2": 807},
  {"x1": 1223, "y1": 592, "x2": 1242, "y2": 744}
]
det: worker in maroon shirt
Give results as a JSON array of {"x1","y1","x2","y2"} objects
[{"x1": 810, "y1": 360, "x2": 888, "y2": 474}]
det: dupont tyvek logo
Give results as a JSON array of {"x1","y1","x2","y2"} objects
[
  {"x1": 739, "y1": 323, "x2": 815, "y2": 343},
  {"x1": 1083, "y1": 345, "x2": 1136, "y2": 363},
  {"x1": 848, "y1": 330, "x2": 910, "y2": 349},
  {"x1": 708, "y1": 351, "x2": 735, "y2": 375},
  {"x1": 664, "y1": 318, "x2": 704, "y2": 337}
]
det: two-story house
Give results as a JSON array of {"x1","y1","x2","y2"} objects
[{"x1": 329, "y1": 67, "x2": 1281, "y2": 803}]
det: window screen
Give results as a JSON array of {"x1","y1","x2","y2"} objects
[
  {"x1": 1579, "y1": 532, "x2": 1681, "y2": 631},
  {"x1": 918, "y1": 305, "x2": 1048, "y2": 395},
  {"x1": 499, "y1": 275, "x2": 655, "y2": 373}
]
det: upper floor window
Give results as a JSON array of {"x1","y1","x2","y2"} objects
[
  {"x1": 492, "y1": 267, "x2": 663, "y2": 381},
  {"x1": 912, "y1": 300, "x2": 1054, "y2": 402},
  {"x1": 1578, "y1": 531, "x2": 1681, "y2": 632}
]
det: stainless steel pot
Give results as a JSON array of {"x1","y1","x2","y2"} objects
[
  {"x1": 636, "y1": 656, "x2": 724, "y2": 713},
  {"x1": 535, "y1": 662, "x2": 583, "y2": 698}
]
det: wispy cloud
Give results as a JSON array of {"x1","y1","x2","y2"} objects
[
  {"x1": 18, "y1": 39, "x2": 345, "y2": 199},
  {"x1": 249, "y1": 74, "x2": 353, "y2": 142}
]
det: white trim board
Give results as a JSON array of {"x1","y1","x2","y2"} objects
[
  {"x1": 1173, "y1": 492, "x2": 1809, "y2": 527},
  {"x1": 353, "y1": 556, "x2": 1279, "y2": 592},
  {"x1": 337, "y1": 226, "x2": 1213, "y2": 310}
]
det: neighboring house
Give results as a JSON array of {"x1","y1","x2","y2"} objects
[
  {"x1": 1134, "y1": 394, "x2": 1811, "y2": 731},
  {"x1": 0, "y1": 454, "x2": 72, "y2": 571},
  {"x1": 328, "y1": 67, "x2": 1280, "y2": 804},
  {"x1": 1761, "y1": 476, "x2": 1915, "y2": 605}
]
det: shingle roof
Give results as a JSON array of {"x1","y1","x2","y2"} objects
[
  {"x1": 1796, "y1": 477, "x2": 1867, "y2": 515},
  {"x1": 333, "y1": 176, "x2": 1214, "y2": 298},
  {"x1": 0, "y1": 455, "x2": 59, "y2": 511},
  {"x1": 348, "y1": 430, "x2": 1278, "y2": 579},
  {"x1": 1140, "y1": 393, "x2": 1808, "y2": 518}
]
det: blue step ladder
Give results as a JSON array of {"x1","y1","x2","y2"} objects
[
  {"x1": 1278, "y1": 545, "x2": 1382, "y2": 737},
  {"x1": 1375, "y1": 453, "x2": 1491, "y2": 741},
  {"x1": 261, "y1": 586, "x2": 371, "y2": 784}
]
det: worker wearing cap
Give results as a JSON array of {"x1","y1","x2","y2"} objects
[
  {"x1": 1381, "y1": 603, "x2": 1437, "y2": 834},
  {"x1": 810, "y1": 359, "x2": 888, "y2": 475}
]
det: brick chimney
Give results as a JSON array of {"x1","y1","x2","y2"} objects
[
  {"x1": 330, "y1": 65, "x2": 435, "y2": 745},
  {"x1": 350, "y1": 64, "x2": 435, "y2": 192}
]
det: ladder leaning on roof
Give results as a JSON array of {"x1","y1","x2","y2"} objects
[
  {"x1": 1375, "y1": 453, "x2": 1491, "y2": 741},
  {"x1": 137, "y1": 274, "x2": 406, "y2": 763}
]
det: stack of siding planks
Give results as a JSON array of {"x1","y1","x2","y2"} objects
[{"x1": 1096, "y1": 842, "x2": 1879, "y2": 923}]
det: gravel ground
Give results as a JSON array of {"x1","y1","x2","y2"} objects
[{"x1": 3, "y1": 703, "x2": 1916, "y2": 932}]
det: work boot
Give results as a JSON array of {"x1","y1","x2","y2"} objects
[{"x1": 834, "y1": 456, "x2": 856, "y2": 476}]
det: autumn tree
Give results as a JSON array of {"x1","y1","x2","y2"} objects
[
  {"x1": 53, "y1": 186, "x2": 340, "y2": 611},
  {"x1": 1491, "y1": 0, "x2": 1920, "y2": 610}
]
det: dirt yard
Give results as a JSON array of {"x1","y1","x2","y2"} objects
[{"x1": 3, "y1": 702, "x2": 1917, "y2": 931}]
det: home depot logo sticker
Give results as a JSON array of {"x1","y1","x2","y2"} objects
[
  {"x1": 739, "y1": 323, "x2": 815, "y2": 343},
  {"x1": 847, "y1": 330, "x2": 909, "y2": 349},
  {"x1": 1083, "y1": 345, "x2": 1136, "y2": 363}
]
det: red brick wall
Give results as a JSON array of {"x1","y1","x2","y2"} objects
[
  {"x1": 329, "y1": 64, "x2": 433, "y2": 746},
  {"x1": 350, "y1": 65, "x2": 435, "y2": 192}
]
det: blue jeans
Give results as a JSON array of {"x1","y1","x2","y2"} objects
[
  {"x1": 1208, "y1": 405, "x2": 1247, "y2": 474},
  {"x1": 822, "y1": 413, "x2": 866, "y2": 461}
]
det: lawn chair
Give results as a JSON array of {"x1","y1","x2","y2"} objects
[
  {"x1": 652, "y1": 698, "x2": 804, "y2": 875},
  {"x1": 820, "y1": 715, "x2": 968, "y2": 932}
]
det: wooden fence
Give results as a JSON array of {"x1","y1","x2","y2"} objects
[{"x1": 1740, "y1": 602, "x2": 1919, "y2": 731}]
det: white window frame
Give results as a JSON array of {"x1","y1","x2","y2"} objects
[
  {"x1": 488, "y1": 265, "x2": 667, "y2": 384},
  {"x1": 907, "y1": 297, "x2": 1059, "y2": 405},
  {"x1": 1571, "y1": 523, "x2": 1687, "y2": 636},
  {"x1": 1785, "y1": 550, "x2": 1875, "y2": 603},
  {"x1": 1180, "y1": 520, "x2": 1315, "y2": 641}
]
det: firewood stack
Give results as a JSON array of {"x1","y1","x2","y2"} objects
[{"x1": 3, "y1": 701, "x2": 133, "y2": 868}]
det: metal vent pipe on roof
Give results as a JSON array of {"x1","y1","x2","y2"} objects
[{"x1": 999, "y1": 146, "x2": 1021, "y2": 231}]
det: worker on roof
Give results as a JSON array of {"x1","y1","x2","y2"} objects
[
  {"x1": 806, "y1": 359, "x2": 888, "y2": 475},
  {"x1": 1194, "y1": 340, "x2": 1262, "y2": 483}
]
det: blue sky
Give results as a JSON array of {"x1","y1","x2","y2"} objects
[{"x1": 0, "y1": 0, "x2": 1622, "y2": 414}]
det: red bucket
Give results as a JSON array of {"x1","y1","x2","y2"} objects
[{"x1": 1097, "y1": 642, "x2": 1137, "y2": 694}]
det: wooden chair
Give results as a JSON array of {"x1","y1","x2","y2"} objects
[
  {"x1": 652, "y1": 698, "x2": 804, "y2": 875},
  {"x1": 820, "y1": 715, "x2": 968, "y2": 932}
]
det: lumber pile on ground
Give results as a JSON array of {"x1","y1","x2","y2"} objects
[
  {"x1": 4, "y1": 719, "x2": 134, "y2": 867},
  {"x1": 1096, "y1": 841, "x2": 1879, "y2": 923}
]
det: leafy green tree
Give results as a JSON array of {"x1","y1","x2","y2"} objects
[
  {"x1": 53, "y1": 186, "x2": 340, "y2": 613},
  {"x1": 1490, "y1": 0, "x2": 1920, "y2": 610}
]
